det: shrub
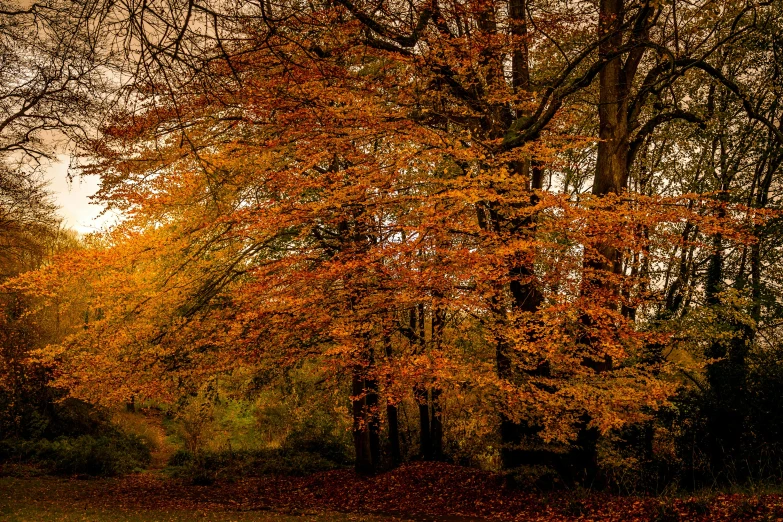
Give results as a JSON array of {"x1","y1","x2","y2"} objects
[
  {"x1": 0, "y1": 432, "x2": 151, "y2": 476},
  {"x1": 283, "y1": 414, "x2": 352, "y2": 466},
  {"x1": 177, "y1": 400, "x2": 216, "y2": 455},
  {"x1": 168, "y1": 449, "x2": 193, "y2": 467},
  {"x1": 167, "y1": 446, "x2": 349, "y2": 484}
]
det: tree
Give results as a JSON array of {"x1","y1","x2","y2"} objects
[{"x1": 12, "y1": 0, "x2": 778, "y2": 485}]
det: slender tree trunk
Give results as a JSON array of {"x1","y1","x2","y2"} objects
[
  {"x1": 405, "y1": 304, "x2": 435, "y2": 461},
  {"x1": 366, "y1": 352, "x2": 381, "y2": 469},
  {"x1": 413, "y1": 304, "x2": 432, "y2": 460},
  {"x1": 750, "y1": 149, "x2": 779, "y2": 323},
  {"x1": 705, "y1": 234, "x2": 722, "y2": 307},
  {"x1": 429, "y1": 303, "x2": 445, "y2": 461},
  {"x1": 352, "y1": 345, "x2": 380, "y2": 474},
  {"x1": 702, "y1": 124, "x2": 767, "y2": 478},
  {"x1": 387, "y1": 401, "x2": 401, "y2": 465},
  {"x1": 750, "y1": 240, "x2": 762, "y2": 322},
  {"x1": 430, "y1": 387, "x2": 443, "y2": 460},
  {"x1": 352, "y1": 368, "x2": 374, "y2": 474},
  {"x1": 383, "y1": 332, "x2": 401, "y2": 465},
  {"x1": 704, "y1": 229, "x2": 737, "y2": 476},
  {"x1": 415, "y1": 384, "x2": 431, "y2": 460}
]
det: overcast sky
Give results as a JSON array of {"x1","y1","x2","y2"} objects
[{"x1": 47, "y1": 155, "x2": 118, "y2": 234}]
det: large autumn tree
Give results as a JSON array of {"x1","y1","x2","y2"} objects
[{"x1": 10, "y1": 0, "x2": 779, "y2": 483}]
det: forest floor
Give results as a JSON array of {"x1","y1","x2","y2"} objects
[{"x1": 2, "y1": 462, "x2": 783, "y2": 521}]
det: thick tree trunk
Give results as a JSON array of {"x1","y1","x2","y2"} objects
[
  {"x1": 594, "y1": 0, "x2": 657, "y2": 195},
  {"x1": 496, "y1": 339, "x2": 518, "y2": 468},
  {"x1": 510, "y1": 0, "x2": 530, "y2": 92},
  {"x1": 593, "y1": 0, "x2": 630, "y2": 274},
  {"x1": 499, "y1": 255, "x2": 548, "y2": 471},
  {"x1": 567, "y1": 0, "x2": 637, "y2": 485},
  {"x1": 496, "y1": 0, "x2": 555, "y2": 473}
]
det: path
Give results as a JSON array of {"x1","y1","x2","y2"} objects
[{"x1": 142, "y1": 413, "x2": 177, "y2": 470}]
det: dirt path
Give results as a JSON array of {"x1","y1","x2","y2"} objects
[
  {"x1": 143, "y1": 414, "x2": 177, "y2": 470},
  {"x1": 112, "y1": 409, "x2": 178, "y2": 471}
]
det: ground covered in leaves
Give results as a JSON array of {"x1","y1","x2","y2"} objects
[{"x1": 2, "y1": 462, "x2": 783, "y2": 521}]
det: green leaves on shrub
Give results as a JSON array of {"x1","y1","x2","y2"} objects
[
  {"x1": 0, "y1": 433, "x2": 151, "y2": 476},
  {"x1": 167, "y1": 447, "x2": 349, "y2": 484}
]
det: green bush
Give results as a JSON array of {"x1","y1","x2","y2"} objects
[
  {"x1": 283, "y1": 415, "x2": 352, "y2": 466},
  {"x1": 0, "y1": 432, "x2": 151, "y2": 476},
  {"x1": 168, "y1": 448, "x2": 193, "y2": 467},
  {"x1": 167, "y1": 446, "x2": 349, "y2": 483}
]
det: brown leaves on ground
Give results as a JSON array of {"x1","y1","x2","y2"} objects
[{"x1": 3, "y1": 462, "x2": 783, "y2": 521}]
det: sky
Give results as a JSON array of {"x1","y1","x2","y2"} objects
[{"x1": 46, "y1": 155, "x2": 118, "y2": 234}]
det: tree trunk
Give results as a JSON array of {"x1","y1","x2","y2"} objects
[
  {"x1": 429, "y1": 303, "x2": 445, "y2": 461},
  {"x1": 352, "y1": 369, "x2": 374, "y2": 474},
  {"x1": 750, "y1": 240, "x2": 762, "y2": 322},
  {"x1": 497, "y1": 0, "x2": 555, "y2": 472},
  {"x1": 366, "y1": 368, "x2": 381, "y2": 469},
  {"x1": 387, "y1": 402, "x2": 401, "y2": 465},
  {"x1": 415, "y1": 384, "x2": 431, "y2": 460},
  {"x1": 352, "y1": 350, "x2": 380, "y2": 474},
  {"x1": 592, "y1": 0, "x2": 630, "y2": 284},
  {"x1": 383, "y1": 332, "x2": 401, "y2": 465},
  {"x1": 595, "y1": 0, "x2": 632, "y2": 197},
  {"x1": 567, "y1": 0, "x2": 638, "y2": 484},
  {"x1": 431, "y1": 387, "x2": 443, "y2": 460}
]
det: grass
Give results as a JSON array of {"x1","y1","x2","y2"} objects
[
  {"x1": 0, "y1": 476, "x2": 412, "y2": 522},
  {"x1": 0, "y1": 505, "x2": 404, "y2": 521}
]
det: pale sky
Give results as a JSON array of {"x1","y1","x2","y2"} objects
[{"x1": 47, "y1": 155, "x2": 118, "y2": 234}]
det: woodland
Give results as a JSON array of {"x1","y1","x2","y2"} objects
[{"x1": 2, "y1": 0, "x2": 783, "y2": 519}]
